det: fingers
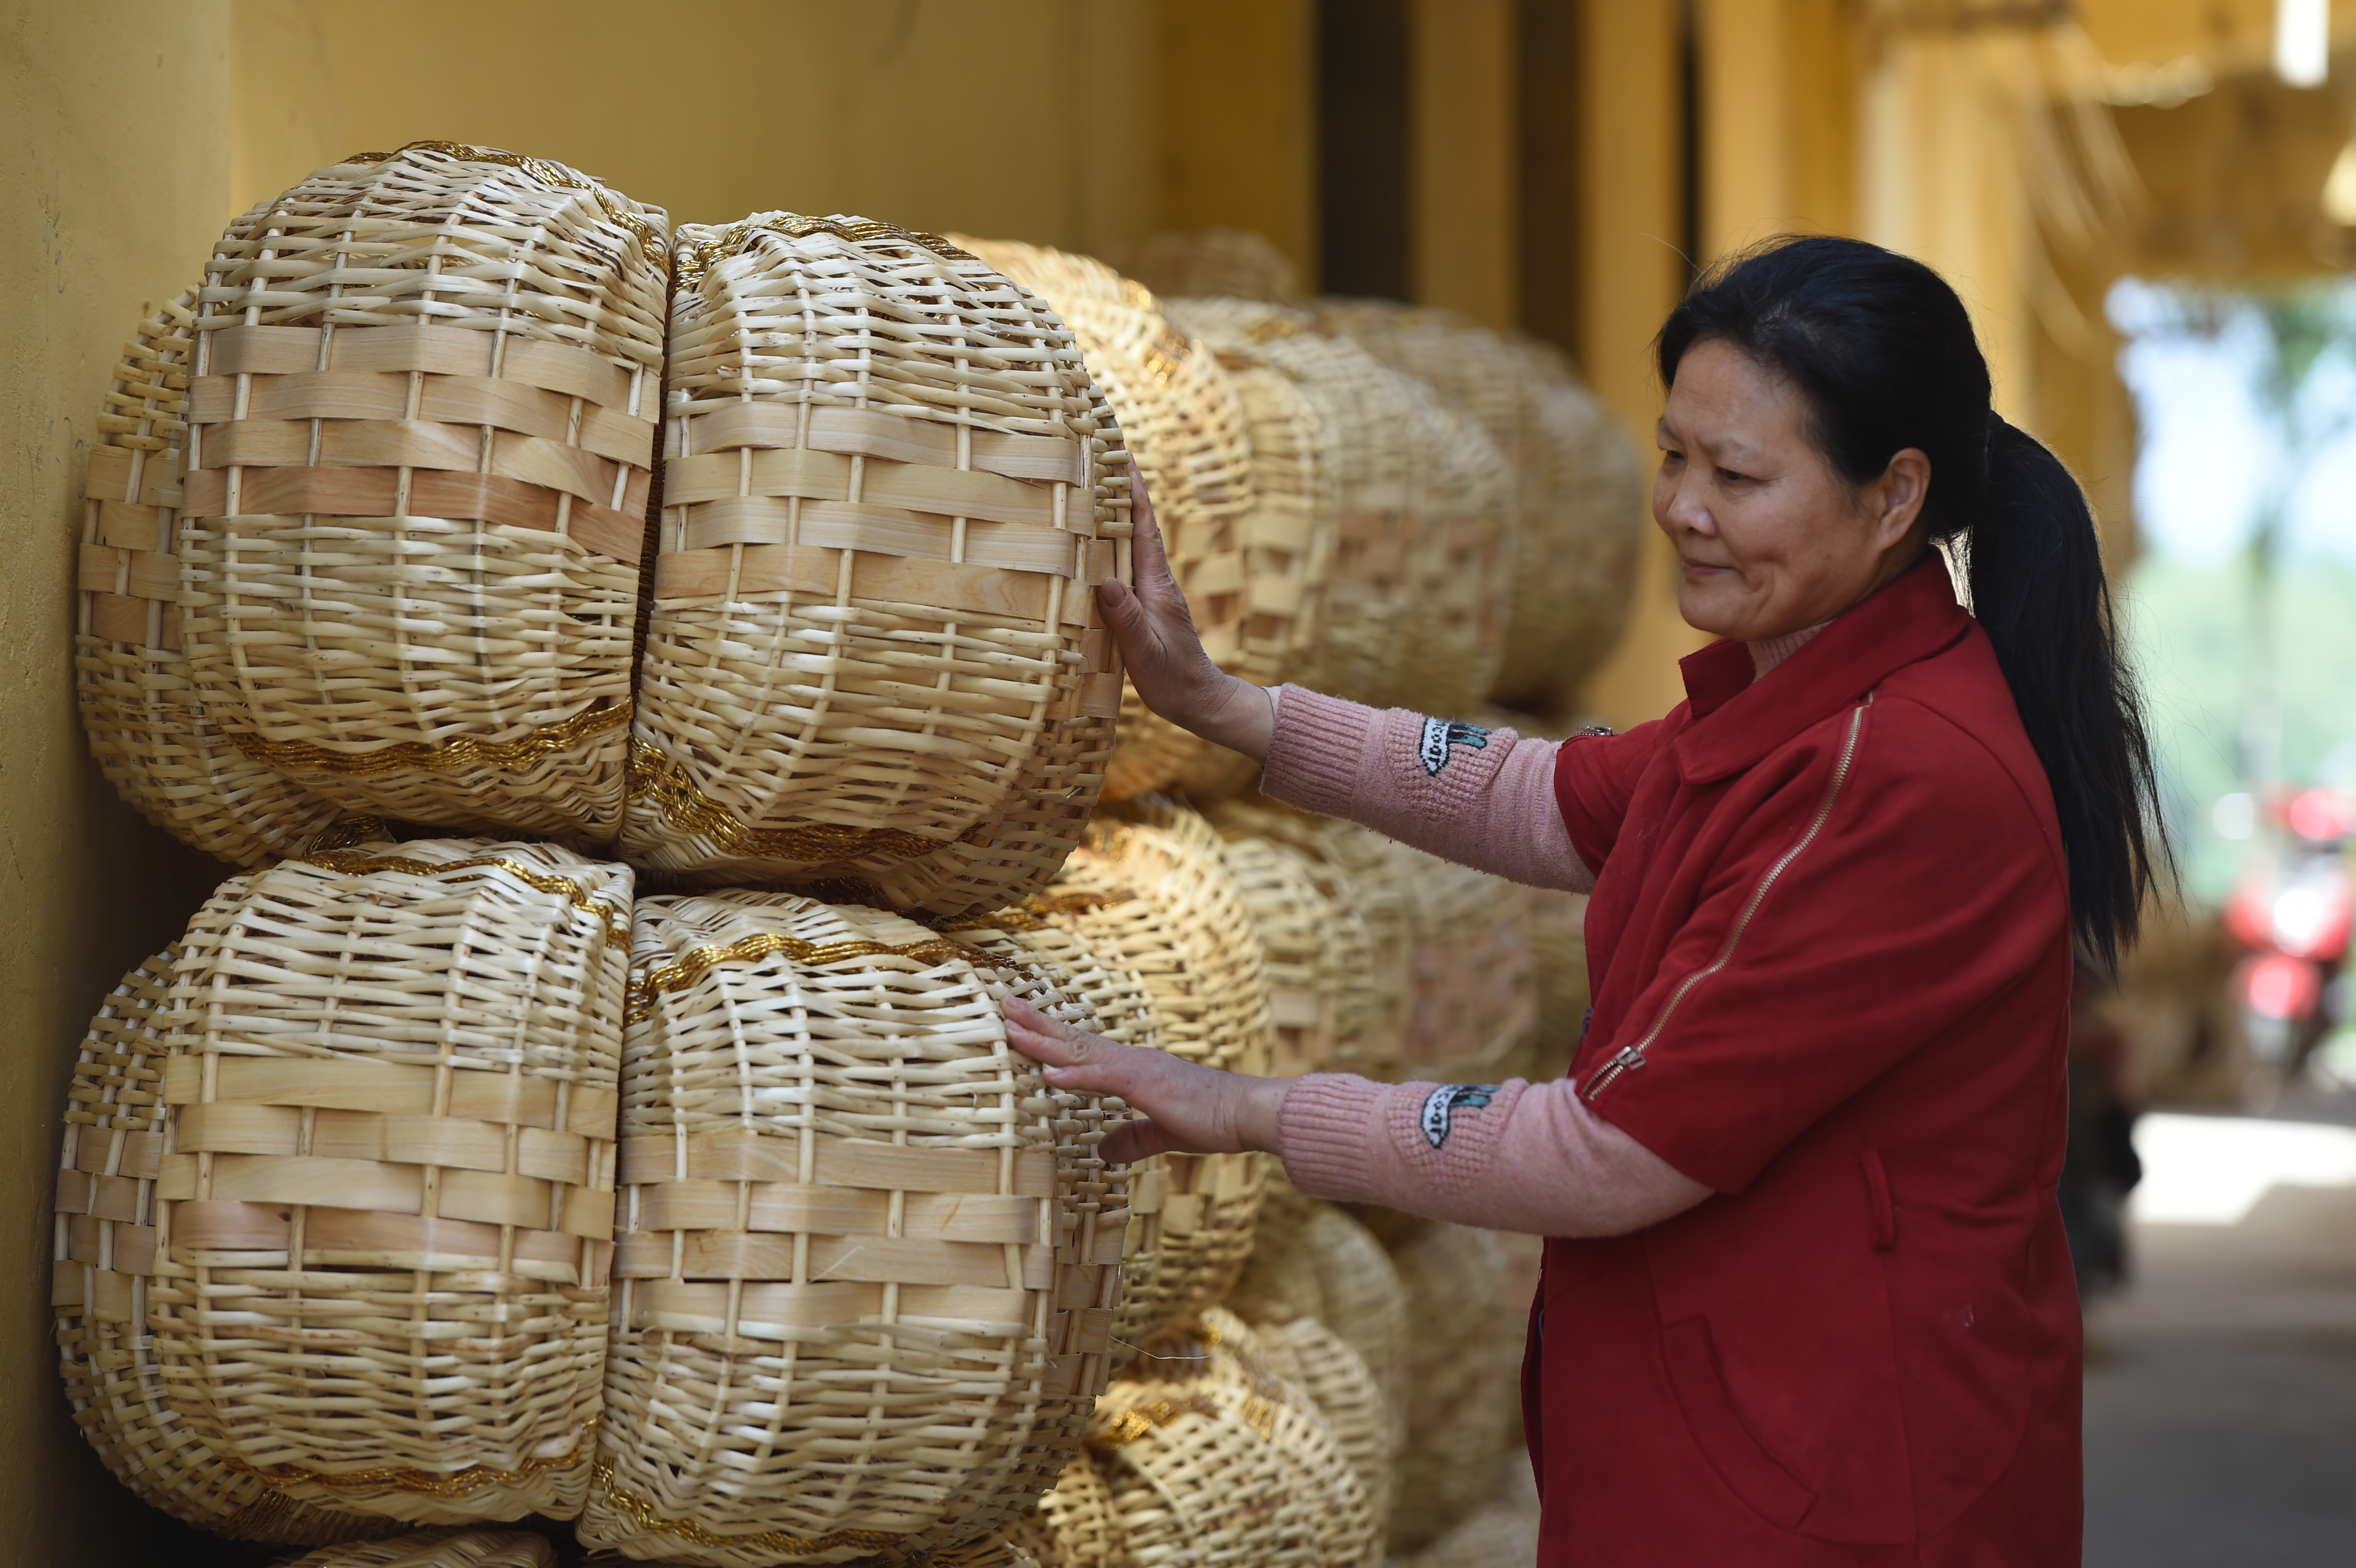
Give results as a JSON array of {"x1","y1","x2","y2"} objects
[{"x1": 1101, "y1": 1118, "x2": 1192, "y2": 1165}]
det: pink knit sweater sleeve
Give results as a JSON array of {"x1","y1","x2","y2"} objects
[
  {"x1": 1259, "y1": 685, "x2": 1592, "y2": 892},
  {"x1": 1276, "y1": 1072, "x2": 1713, "y2": 1234}
]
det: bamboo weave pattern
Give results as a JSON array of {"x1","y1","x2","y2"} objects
[
  {"x1": 581, "y1": 892, "x2": 1128, "y2": 1565},
  {"x1": 624, "y1": 216, "x2": 1128, "y2": 914},
  {"x1": 53, "y1": 950, "x2": 394, "y2": 1547},
  {"x1": 1035, "y1": 808, "x2": 1276, "y2": 1352},
  {"x1": 75, "y1": 292, "x2": 343, "y2": 864},
  {"x1": 148, "y1": 838, "x2": 632, "y2": 1523},
  {"x1": 179, "y1": 143, "x2": 667, "y2": 843},
  {"x1": 273, "y1": 1531, "x2": 559, "y2": 1567}
]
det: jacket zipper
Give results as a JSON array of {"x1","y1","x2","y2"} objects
[{"x1": 1582, "y1": 695, "x2": 1874, "y2": 1104}]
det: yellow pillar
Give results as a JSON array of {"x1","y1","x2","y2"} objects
[
  {"x1": 1411, "y1": 0, "x2": 1519, "y2": 330},
  {"x1": 1570, "y1": 0, "x2": 1707, "y2": 729},
  {"x1": 1861, "y1": 28, "x2": 2037, "y2": 425},
  {"x1": 1, "y1": 3, "x2": 244, "y2": 1560},
  {"x1": 1698, "y1": 0, "x2": 1861, "y2": 258},
  {"x1": 1156, "y1": 0, "x2": 1319, "y2": 284}
]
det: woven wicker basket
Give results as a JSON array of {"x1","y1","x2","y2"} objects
[
  {"x1": 1504, "y1": 347, "x2": 1647, "y2": 716},
  {"x1": 1031, "y1": 807, "x2": 1275, "y2": 1352},
  {"x1": 1527, "y1": 886, "x2": 1592, "y2": 1084},
  {"x1": 1232, "y1": 1305, "x2": 1395, "y2": 1547},
  {"x1": 1213, "y1": 830, "x2": 1369, "y2": 1077},
  {"x1": 1388, "y1": 842, "x2": 1537, "y2": 1080},
  {"x1": 1025, "y1": 1311, "x2": 1369, "y2": 1568},
  {"x1": 1198, "y1": 1307, "x2": 1381, "y2": 1568},
  {"x1": 1115, "y1": 229, "x2": 1301, "y2": 304},
  {"x1": 148, "y1": 836, "x2": 632, "y2": 1523},
  {"x1": 1382, "y1": 1220, "x2": 1523, "y2": 1553},
  {"x1": 1230, "y1": 1185, "x2": 1407, "y2": 1396},
  {"x1": 54, "y1": 950, "x2": 395, "y2": 1547},
  {"x1": 178, "y1": 142, "x2": 667, "y2": 845},
  {"x1": 956, "y1": 240, "x2": 1264, "y2": 804},
  {"x1": 75, "y1": 294, "x2": 344, "y2": 865},
  {"x1": 1210, "y1": 798, "x2": 1408, "y2": 1079},
  {"x1": 1168, "y1": 352, "x2": 1339, "y2": 804},
  {"x1": 275, "y1": 1532, "x2": 558, "y2": 1568},
  {"x1": 1400, "y1": 1464, "x2": 1540, "y2": 1568},
  {"x1": 580, "y1": 891, "x2": 1127, "y2": 1565},
  {"x1": 1309, "y1": 302, "x2": 1526, "y2": 716},
  {"x1": 1174, "y1": 300, "x2": 1436, "y2": 710},
  {"x1": 622, "y1": 217, "x2": 1125, "y2": 913}
]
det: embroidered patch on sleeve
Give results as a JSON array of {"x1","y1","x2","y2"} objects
[
  {"x1": 1420, "y1": 1082, "x2": 1500, "y2": 1149},
  {"x1": 1418, "y1": 718, "x2": 1491, "y2": 776}
]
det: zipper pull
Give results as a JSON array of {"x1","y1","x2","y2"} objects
[{"x1": 1582, "y1": 1045, "x2": 1646, "y2": 1103}]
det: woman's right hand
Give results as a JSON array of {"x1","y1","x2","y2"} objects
[{"x1": 1096, "y1": 470, "x2": 1275, "y2": 761}]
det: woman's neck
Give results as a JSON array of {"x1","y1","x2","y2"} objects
[{"x1": 1746, "y1": 621, "x2": 1829, "y2": 681}]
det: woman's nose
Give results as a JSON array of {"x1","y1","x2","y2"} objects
[{"x1": 1661, "y1": 472, "x2": 1715, "y2": 536}]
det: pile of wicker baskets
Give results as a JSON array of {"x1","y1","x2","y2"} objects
[{"x1": 62, "y1": 158, "x2": 1625, "y2": 1561}]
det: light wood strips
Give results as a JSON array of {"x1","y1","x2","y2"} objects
[
  {"x1": 624, "y1": 214, "x2": 1129, "y2": 914},
  {"x1": 581, "y1": 892, "x2": 1126, "y2": 1566},
  {"x1": 73, "y1": 291, "x2": 343, "y2": 866},
  {"x1": 273, "y1": 1531, "x2": 560, "y2": 1568},
  {"x1": 179, "y1": 142, "x2": 668, "y2": 845},
  {"x1": 148, "y1": 838, "x2": 631, "y2": 1525},
  {"x1": 51, "y1": 949, "x2": 396, "y2": 1547}
]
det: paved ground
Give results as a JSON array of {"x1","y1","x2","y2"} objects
[{"x1": 2083, "y1": 1100, "x2": 2356, "y2": 1568}]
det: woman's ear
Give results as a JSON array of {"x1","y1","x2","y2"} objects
[{"x1": 1873, "y1": 448, "x2": 1932, "y2": 548}]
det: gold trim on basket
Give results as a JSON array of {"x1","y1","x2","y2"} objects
[
  {"x1": 675, "y1": 212, "x2": 976, "y2": 285},
  {"x1": 626, "y1": 929, "x2": 988, "y2": 1025},
  {"x1": 218, "y1": 1424, "x2": 594, "y2": 1500},
  {"x1": 342, "y1": 141, "x2": 669, "y2": 269},
  {"x1": 593, "y1": 1463, "x2": 901, "y2": 1557},
  {"x1": 1088, "y1": 1395, "x2": 1224, "y2": 1453},
  {"x1": 233, "y1": 701, "x2": 631, "y2": 779},
  {"x1": 295, "y1": 849, "x2": 628, "y2": 945},
  {"x1": 936, "y1": 886, "x2": 1142, "y2": 935},
  {"x1": 628, "y1": 738, "x2": 954, "y2": 865}
]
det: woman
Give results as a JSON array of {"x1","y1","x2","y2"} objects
[{"x1": 1010, "y1": 236, "x2": 2164, "y2": 1564}]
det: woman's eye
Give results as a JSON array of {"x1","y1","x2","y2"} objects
[
  {"x1": 1717, "y1": 467, "x2": 1750, "y2": 485},
  {"x1": 1660, "y1": 449, "x2": 1684, "y2": 467}
]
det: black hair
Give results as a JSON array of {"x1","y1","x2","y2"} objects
[{"x1": 1657, "y1": 235, "x2": 2168, "y2": 975}]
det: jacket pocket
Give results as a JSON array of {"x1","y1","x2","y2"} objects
[{"x1": 1661, "y1": 1316, "x2": 1817, "y2": 1531}]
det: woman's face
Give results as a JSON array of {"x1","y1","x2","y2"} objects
[{"x1": 1654, "y1": 338, "x2": 1930, "y2": 643}]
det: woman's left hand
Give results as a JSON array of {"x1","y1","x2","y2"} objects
[{"x1": 1003, "y1": 994, "x2": 1287, "y2": 1166}]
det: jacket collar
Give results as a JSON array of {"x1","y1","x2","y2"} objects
[{"x1": 1672, "y1": 553, "x2": 1973, "y2": 784}]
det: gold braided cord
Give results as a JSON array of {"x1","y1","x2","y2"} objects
[
  {"x1": 1087, "y1": 1395, "x2": 1224, "y2": 1454},
  {"x1": 676, "y1": 211, "x2": 976, "y2": 285},
  {"x1": 341, "y1": 141, "x2": 669, "y2": 269},
  {"x1": 936, "y1": 885, "x2": 1142, "y2": 936},
  {"x1": 295, "y1": 849, "x2": 629, "y2": 946},
  {"x1": 218, "y1": 1423, "x2": 593, "y2": 1499},
  {"x1": 1243, "y1": 316, "x2": 1309, "y2": 344},
  {"x1": 232, "y1": 701, "x2": 630, "y2": 779},
  {"x1": 627, "y1": 738, "x2": 953, "y2": 865},
  {"x1": 592, "y1": 1464, "x2": 902, "y2": 1557},
  {"x1": 626, "y1": 929, "x2": 987, "y2": 1026},
  {"x1": 305, "y1": 815, "x2": 398, "y2": 852}
]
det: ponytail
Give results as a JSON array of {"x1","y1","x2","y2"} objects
[
  {"x1": 1964, "y1": 417, "x2": 2165, "y2": 974},
  {"x1": 1659, "y1": 237, "x2": 2168, "y2": 973}
]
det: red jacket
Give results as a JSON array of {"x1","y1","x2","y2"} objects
[{"x1": 1538, "y1": 556, "x2": 2082, "y2": 1565}]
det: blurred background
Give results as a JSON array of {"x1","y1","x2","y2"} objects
[{"x1": 9, "y1": 2, "x2": 2356, "y2": 1564}]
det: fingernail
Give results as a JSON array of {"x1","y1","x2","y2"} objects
[{"x1": 1097, "y1": 579, "x2": 1128, "y2": 602}]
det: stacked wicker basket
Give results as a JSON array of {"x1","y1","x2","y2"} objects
[{"x1": 63, "y1": 166, "x2": 1628, "y2": 1562}]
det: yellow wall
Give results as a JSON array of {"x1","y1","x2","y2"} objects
[
  {"x1": 1569, "y1": 0, "x2": 1708, "y2": 730},
  {"x1": 1, "y1": 4, "x2": 251, "y2": 1563},
  {"x1": 231, "y1": 0, "x2": 1162, "y2": 252},
  {"x1": 1412, "y1": 0, "x2": 1519, "y2": 331},
  {"x1": 1156, "y1": 0, "x2": 1319, "y2": 287}
]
